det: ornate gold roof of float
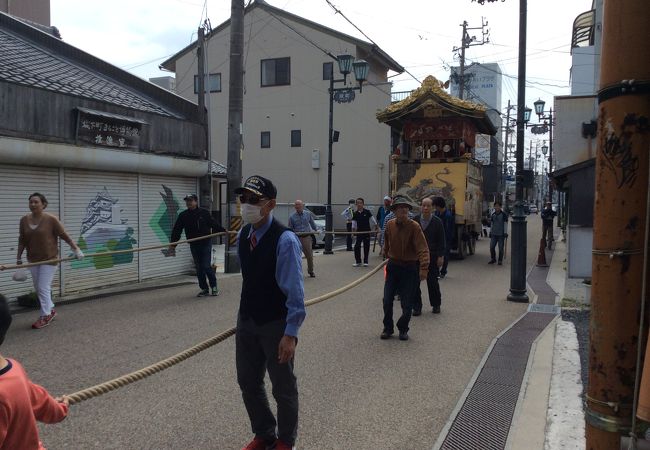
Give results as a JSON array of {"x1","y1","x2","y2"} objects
[{"x1": 376, "y1": 75, "x2": 488, "y2": 124}]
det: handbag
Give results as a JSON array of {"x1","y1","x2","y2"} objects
[{"x1": 12, "y1": 268, "x2": 27, "y2": 282}]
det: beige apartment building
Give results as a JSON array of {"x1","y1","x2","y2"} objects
[{"x1": 161, "y1": 0, "x2": 403, "y2": 211}]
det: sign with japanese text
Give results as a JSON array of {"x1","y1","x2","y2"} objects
[
  {"x1": 474, "y1": 134, "x2": 491, "y2": 165},
  {"x1": 76, "y1": 109, "x2": 145, "y2": 150},
  {"x1": 333, "y1": 89, "x2": 356, "y2": 104}
]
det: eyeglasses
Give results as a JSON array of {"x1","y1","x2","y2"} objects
[{"x1": 239, "y1": 194, "x2": 266, "y2": 205}]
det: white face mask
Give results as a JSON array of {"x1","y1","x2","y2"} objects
[{"x1": 241, "y1": 203, "x2": 265, "y2": 224}]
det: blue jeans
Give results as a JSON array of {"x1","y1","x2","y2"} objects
[
  {"x1": 490, "y1": 235, "x2": 505, "y2": 262},
  {"x1": 383, "y1": 261, "x2": 419, "y2": 333},
  {"x1": 190, "y1": 242, "x2": 216, "y2": 290}
]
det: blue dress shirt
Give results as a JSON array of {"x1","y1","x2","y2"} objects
[{"x1": 238, "y1": 214, "x2": 306, "y2": 337}]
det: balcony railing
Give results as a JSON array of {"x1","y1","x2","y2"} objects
[{"x1": 391, "y1": 90, "x2": 414, "y2": 103}]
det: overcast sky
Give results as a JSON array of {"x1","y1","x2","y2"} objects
[{"x1": 51, "y1": 0, "x2": 591, "y2": 117}]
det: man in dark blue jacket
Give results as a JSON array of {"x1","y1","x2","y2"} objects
[
  {"x1": 413, "y1": 197, "x2": 446, "y2": 314},
  {"x1": 169, "y1": 194, "x2": 225, "y2": 297},
  {"x1": 433, "y1": 196, "x2": 454, "y2": 278}
]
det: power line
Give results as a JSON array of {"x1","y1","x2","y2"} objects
[{"x1": 323, "y1": 0, "x2": 419, "y2": 84}]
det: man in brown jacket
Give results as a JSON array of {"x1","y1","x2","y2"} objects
[{"x1": 381, "y1": 196, "x2": 430, "y2": 341}]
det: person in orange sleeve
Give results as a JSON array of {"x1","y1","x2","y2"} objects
[{"x1": 0, "y1": 294, "x2": 69, "y2": 449}]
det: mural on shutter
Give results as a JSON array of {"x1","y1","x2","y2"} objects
[
  {"x1": 140, "y1": 175, "x2": 196, "y2": 279},
  {"x1": 71, "y1": 187, "x2": 137, "y2": 270},
  {"x1": 62, "y1": 170, "x2": 139, "y2": 293}
]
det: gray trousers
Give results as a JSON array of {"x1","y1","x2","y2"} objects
[{"x1": 236, "y1": 316, "x2": 298, "y2": 445}]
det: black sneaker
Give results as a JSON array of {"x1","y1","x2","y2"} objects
[
  {"x1": 309, "y1": 272, "x2": 315, "y2": 278},
  {"x1": 498, "y1": 261, "x2": 503, "y2": 265},
  {"x1": 380, "y1": 330, "x2": 393, "y2": 340},
  {"x1": 211, "y1": 287, "x2": 220, "y2": 296},
  {"x1": 432, "y1": 306, "x2": 441, "y2": 314},
  {"x1": 413, "y1": 310, "x2": 422, "y2": 316},
  {"x1": 488, "y1": 260, "x2": 496, "y2": 264},
  {"x1": 399, "y1": 331, "x2": 409, "y2": 341},
  {"x1": 196, "y1": 289, "x2": 210, "y2": 297}
]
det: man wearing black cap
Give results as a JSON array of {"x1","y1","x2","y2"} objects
[
  {"x1": 381, "y1": 195, "x2": 429, "y2": 341},
  {"x1": 169, "y1": 194, "x2": 225, "y2": 297},
  {"x1": 234, "y1": 175, "x2": 306, "y2": 450}
]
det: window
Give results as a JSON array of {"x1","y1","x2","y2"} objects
[
  {"x1": 291, "y1": 130, "x2": 301, "y2": 148},
  {"x1": 261, "y1": 58, "x2": 290, "y2": 87},
  {"x1": 323, "y1": 62, "x2": 333, "y2": 80},
  {"x1": 194, "y1": 73, "x2": 221, "y2": 93},
  {"x1": 261, "y1": 131, "x2": 271, "y2": 148}
]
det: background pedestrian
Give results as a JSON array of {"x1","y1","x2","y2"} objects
[
  {"x1": 541, "y1": 201, "x2": 557, "y2": 249},
  {"x1": 413, "y1": 197, "x2": 446, "y2": 315},
  {"x1": 351, "y1": 198, "x2": 377, "y2": 267},
  {"x1": 488, "y1": 201, "x2": 508, "y2": 265},
  {"x1": 17, "y1": 193, "x2": 83, "y2": 329},
  {"x1": 288, "y1": 199, "x2": 317, "y2": 277},
  {"x1": 341, "y1": 199, "x2": 355, "y2": 251},
  {"x1": 169, "y1": 194, "x2": 225, "y2": 297},
  {"x1": 432, "y1": 196, "x2": 454, "y2": 278}
]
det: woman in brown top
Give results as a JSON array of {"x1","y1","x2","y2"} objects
[{"x1": 17, "y1": 193, "x2": 83, "y2": 329}]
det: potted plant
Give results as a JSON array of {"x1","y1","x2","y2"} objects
[{"x1": 582, "y1": 278, "x2": 592, "y2": 304}]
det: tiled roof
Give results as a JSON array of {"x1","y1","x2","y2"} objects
[
  {"x1": 210, "y1": 160, "x2": 227, "y2": 176},
  {"x1": 0, "y1": 28, "x2": 174, "y2": 117}
]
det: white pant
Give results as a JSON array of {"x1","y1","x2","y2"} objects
[{"x1": 29, "y1": 264, "x2": 57, "y2": 316}]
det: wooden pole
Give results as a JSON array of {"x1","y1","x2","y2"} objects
[{"x1": 586, "y1": 0, "x2": 650, "y2": 447}]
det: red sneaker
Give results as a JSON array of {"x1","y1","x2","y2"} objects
[
  {"x1": 50, "y1": 308, "x2": 57, "y2": 320},
  {"x1": 275, "y1": 440, "x2": 295, "y2": 450},
  {"x1": 32, "y1": 314, "x2": 53, "y2": 329},
  {"x1": 242, "y1": 437, "x2": 276, "y2": 450}
]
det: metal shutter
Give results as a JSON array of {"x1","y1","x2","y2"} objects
[
  {"x1": 0, "y1": 165, "x2": 61, "y2": 300},
  {"x1": 61, "y1": 169, "x2": 139, "y2": 293},
  {"x1": 139, "y1": 175, "x2": 196, "y2": 280}
]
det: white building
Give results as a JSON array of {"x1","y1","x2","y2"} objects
[
  {"x1": 161, "y1": 0, "x2": 403, "y2": 216},
  {"x1": 551, "y1": 0, "x2": 602, "y2": 294}
]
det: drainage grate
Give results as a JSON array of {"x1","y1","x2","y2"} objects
[
  {"x1": 436, "y1": 245, "x2": 558, "y2": 450},
  {"x1": 439, "y1": 312, "x2": 555, "y2": 449}
]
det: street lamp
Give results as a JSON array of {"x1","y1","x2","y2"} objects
[
  {"x1": 533, "y1": 98, "x2": 554, "y2": 203},
  {"x1": 323, "y1": 54, "x2": 370, "y2": 254}
]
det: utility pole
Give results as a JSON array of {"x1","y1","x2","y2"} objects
[
  {"x1": 225, "y1": 0, "x2": 244, "y2": 273},
  {"x1": 453, "y1": 18, "x2": 489, "y2": 100},
  {"x1": 458, "y1": 21, "x2": 468, "y2": 100},
  {"x1": 196, "y1": 27, "x2": 213, "y2": 212},
  {"x1": 586, "y1": 0, "x2": 650, "y2": 448}
]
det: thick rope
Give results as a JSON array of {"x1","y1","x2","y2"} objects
[
  {"x1": 0, "y1": 230, "x2": 377, "y2": 271},
  {"x1": 65, "y1": 260, "x2": 387, "y2": 405}
]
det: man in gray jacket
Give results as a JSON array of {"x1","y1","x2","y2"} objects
[{"x1": 488, "y1": 201, "x2": 508, "y2": 265}]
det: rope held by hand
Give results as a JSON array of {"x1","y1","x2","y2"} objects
[{"x1": 65, "y1": 260, "x2": 387, "y2": 406}]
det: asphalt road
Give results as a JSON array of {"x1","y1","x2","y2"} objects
[{"x1": 6, "y1": 219, "x2": 544, "y2": 450}]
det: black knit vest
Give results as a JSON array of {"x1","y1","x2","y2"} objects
[{"x1": 238, "y1": 219, "x2": 288, "y2": 325}]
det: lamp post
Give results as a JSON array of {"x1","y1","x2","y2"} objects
[
  {"x1": 323, "y1": 55, "x2": 370, "y2": 254},
  {"x1": 533, "y1": 98, "x2": 554, "y2": 203}
]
